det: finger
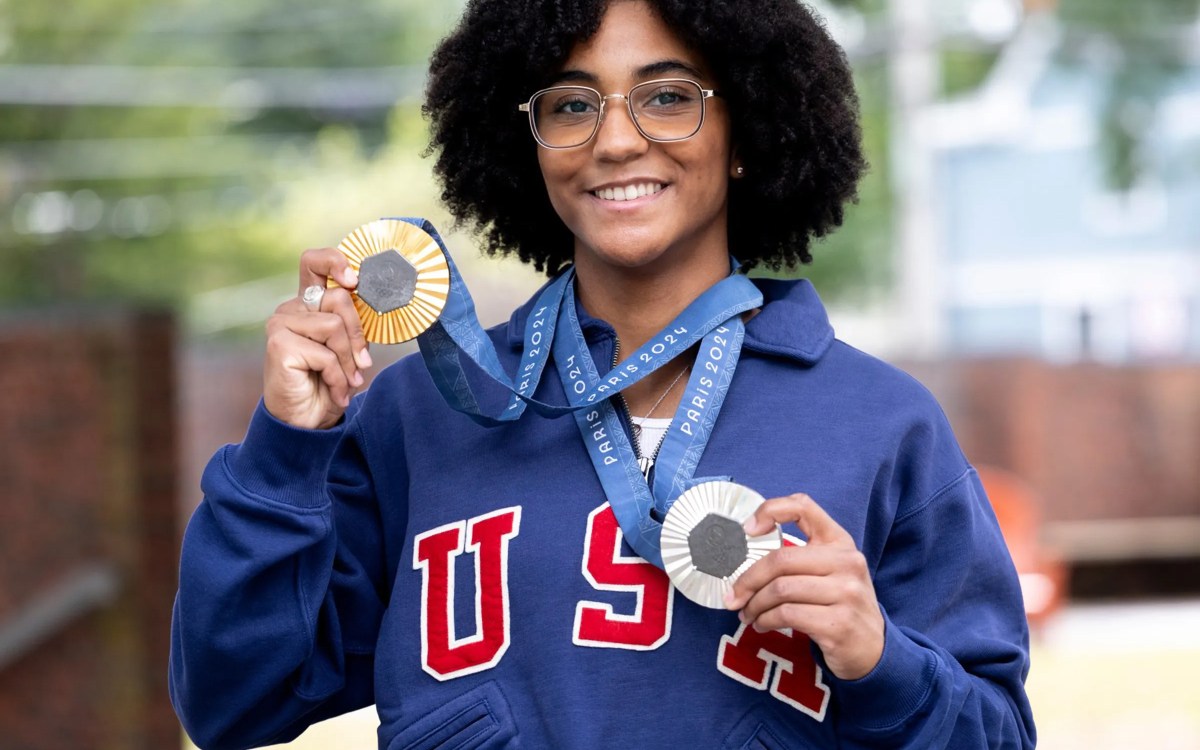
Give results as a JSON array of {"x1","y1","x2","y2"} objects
[
  {"x1": 274, "y1": 309, "x2": 362, "y2": 388},
  {"x1": 747, "y1": 601, "x2": 831, "y2": 636},
  {"x1": 275, "y1": 289, "x2": 369, "y2": 373},
  {"x1": 745, "y1": 493, "x2": 854, "y2": 548},
  {"x1": 737, "y1": 574, "x2": 840, "y2": 625},
  {"x1": 268, "y1": 329, "x2": 355, "y2": 408},
  {"x1": 299, "y1": 247, "x2": 359, "y2": 292},
  {"x1": 293, "y1": 250, "x2": 371, "y2": 370},
  {"x1": 275, "y1": 296, "x2": 312, "y2": 315},
  {"x1": 738, "y1": 553, "x2": 872, "y2": 623},
  {"x1": 726, "y1": 545, "x2": 853, "y2": 609},
  {"x1": 748, "y1": 600, "x2": 885, "y2": 681},
  {"x1": 322, "y1": 285, "x2": 373, "y2": 370}
]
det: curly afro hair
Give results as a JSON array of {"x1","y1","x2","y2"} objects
[{"x1": 424, "y1": 0, "x2": 865, "y2": 275}]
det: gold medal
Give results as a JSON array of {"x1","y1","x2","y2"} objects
[
  {"x1": 661, "y1": 481, "x2": 782, "y2": 608},
  {"x1": 331, "y1": 219, "x2": 451, "y2": 344}
]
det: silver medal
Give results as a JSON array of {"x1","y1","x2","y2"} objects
[{"x1": 660, "y1": 480, "x2": 782, "y2": 608}]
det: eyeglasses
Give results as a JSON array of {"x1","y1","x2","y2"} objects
[{"x1": 518, "y1": 78, "x2": 718, "y2": 149}]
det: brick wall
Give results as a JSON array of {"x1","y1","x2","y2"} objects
[
  {"x1": 178, "y1": 340, "x2": 418, "y2": 517},
  {"x1": 183, "y1": 349, "x2": 1200, "y2": 532},
  {"x1": 905, "y1": 358, "x2": 1200, "y2": 524},
  {"x1": 0, "y1": 309, "x2": 179, "y2": 750}
]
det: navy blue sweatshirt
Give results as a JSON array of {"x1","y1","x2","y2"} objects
[{"x1": 170, "y1": 278, "x2": 1035, "y2": 749}]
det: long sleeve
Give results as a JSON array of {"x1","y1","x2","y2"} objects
[
  {"x1": 169, "y1": 399, "x2": 396, "y2": 750},
  {"x1": 828, "y1": 467, "x2": 1036, "y2": 748}
]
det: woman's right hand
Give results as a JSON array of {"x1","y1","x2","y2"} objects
[{"x1": 263, "y1": 247, "x2": 374, "y2": 430}]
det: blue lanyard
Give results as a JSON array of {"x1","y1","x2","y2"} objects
[
  {"x1": 400, "y1": 217, "x2": 762, "y2": 566},
  {"x1": 555, "y1": 287, "x2": 752, "y2": 566}
]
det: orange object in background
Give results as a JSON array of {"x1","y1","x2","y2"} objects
[{"x1": 977, "y1": 465, "x2": 1069, "y2": 629}]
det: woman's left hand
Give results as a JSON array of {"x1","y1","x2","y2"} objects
[{"x1": 725, "y1": 493, "x2": 885, "y2": 681}]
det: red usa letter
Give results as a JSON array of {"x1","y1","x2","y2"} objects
[
  {"x1": 574, "y1": 503, "x2": 674, "y2": 650},
  {"x1": 716, "y1": 534, "x2": 830, "y2": 720},
  {"x1": 413, "y1": 506, "x2": 521, "y2": 680}
]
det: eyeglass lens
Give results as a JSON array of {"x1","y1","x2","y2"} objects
[{"x1": 530, "y1": 79, "x2": 705, "y2": 148}]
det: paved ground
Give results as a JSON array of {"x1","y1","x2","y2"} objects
[
  {"x1": 185, "y1": 598, "x2": 1200, "y2": 749},
  {"x1": 1028, "y1": 598, "x2": 1200, "y2": 750}
]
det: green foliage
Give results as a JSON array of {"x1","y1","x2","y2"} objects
[
  {"x1": 1057, "y1": 0, "x2": 1200, "y2": 32},
  {"x1": 751, "y1": 0, "x2": 893, "y2": 298},
  {"x1": 10, "y1": 0, "x2": 1194, "y2": 322},
  {"x1": 941, "y1": 48, "x2": 999, "y2": 98},
  {"x1": 778, "y1": 59, "x2": 893, "y2": 301},
  {"x1": 825, "y1": 0, "x2": 885, "y2": 16},
  {"x1": 1056, "y1": 0, "x2": 1200, "y2": 189},
  {"x1": 0, "y1": 0, "x2": 889, "y2": 319},
  {"x1": 0, "y1": 0, "x2": 449, "y2": 312}
]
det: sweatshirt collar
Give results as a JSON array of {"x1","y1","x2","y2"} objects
[{"x1": 504, "y1": 275, "x2": 834, "y2": 366}]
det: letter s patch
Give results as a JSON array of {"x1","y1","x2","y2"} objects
[{"x1": 574, "y1": 503, "x2": 674, "y2": 650}]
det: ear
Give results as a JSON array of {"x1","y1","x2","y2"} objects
[{"x1": 729, "y1": 146, "x2": 744, "y2": 179}]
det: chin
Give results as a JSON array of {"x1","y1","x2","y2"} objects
[
  {"x1": 575, "y1": 226, "x2": 678, "y2": 269},
  {"x1": 579, "y1": 242, "x2": 673, "y2": 272}
]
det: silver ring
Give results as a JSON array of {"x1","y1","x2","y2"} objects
[{"x1": 301, "y1": 284, "x2": 325, "y2": 311}]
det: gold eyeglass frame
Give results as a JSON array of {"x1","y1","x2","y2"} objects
[{"x1": 518, "y1": 77, "x2": 719, "y2": 149}]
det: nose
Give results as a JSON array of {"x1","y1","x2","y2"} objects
[{"x1": 592, "y1": 95, "x2": 649, "y2": 162}]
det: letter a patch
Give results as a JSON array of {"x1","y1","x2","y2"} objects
[{"x1": 715, "y1": 534, "x2": 830, "y2": 720}]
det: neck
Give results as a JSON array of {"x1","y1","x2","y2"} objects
[
  {"x1": 573, "y1": 251, "x2": 729, "y2": 356},
  {"x1": 571, "y1": 246, "x2": 730, "y2": 418}
]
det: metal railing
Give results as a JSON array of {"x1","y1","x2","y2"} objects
[{"x1": 0, "y1": 564, "x2": 122, "y2": 672}]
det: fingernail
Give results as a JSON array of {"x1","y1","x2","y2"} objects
[
  {"x1": 723, "y1": 591, "x2": 736, "y2": 609},
  {"x1": 737, "y1": 610, "x2": 746, "y2": 623},
  {"x1": 752, "y1": 622, "x2": 766, "y2": 634},
  {"x1": 358, "y1": 348, "x2": 373, "y2": 368},
  {"x1": 352, "y1": 371, "x2": 364, "y2": 387},
  {"x1": 743, "y1": 519, "x2": 759, "y2": 534},
  {"x1": 344, "y1": 269, "x2": 359, "y2": 286}
]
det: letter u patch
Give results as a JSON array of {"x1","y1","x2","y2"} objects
[{"x1": 413, "y1": 507, "x2": 522, "y2": 681}]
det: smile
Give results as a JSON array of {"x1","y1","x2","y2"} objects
[{"x1": 591, "y1": 182, "x2": 666, "y2": 202}]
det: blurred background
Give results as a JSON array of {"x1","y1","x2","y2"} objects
[{"x1": 1, "y1": 0, "x2": 1197, "y2": 747}]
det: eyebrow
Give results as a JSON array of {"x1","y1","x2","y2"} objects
[{"x1": 548, "y1": 58, "x2": 707, "y2": 86}]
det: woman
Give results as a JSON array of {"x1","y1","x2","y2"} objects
[{"x1": 170, "y1": 1, "x2": 1036, "y2": 748}]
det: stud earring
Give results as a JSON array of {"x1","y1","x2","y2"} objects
[{"x1": 735, "y1": 166, "x2": 745, "y2": 177}]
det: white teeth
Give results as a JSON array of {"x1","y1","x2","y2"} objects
[{"x1": 594, "y1": 183, "x2": 664, "y2": 201}]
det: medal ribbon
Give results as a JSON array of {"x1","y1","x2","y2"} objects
[
  {"x1": 555, "y1": 288, "x2": 751, "y2": 567},
  {"x1": 398, "y1": 217, "x2": 761, "y2": 567}
]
